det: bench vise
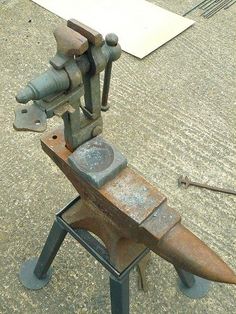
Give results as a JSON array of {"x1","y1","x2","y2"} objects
[{"x1": 14, "y1": 19, "x2": 121, "y2": 151}]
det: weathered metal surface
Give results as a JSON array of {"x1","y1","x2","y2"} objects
[
  {"x1": 14, "y1": 103, "x2": 47, "y2": 132},
  {"x1": 140, "y1": 203, "x2": 180, "y2": 240},
  {"x1": 54, "y1": 103, "x2": 75, "y2": 117},
  {"x1": 179, "y1": 175, "x2": 236, "y2": 195},
  {"x1": 54, "y1": 24, "x2": 89, "y2": 57},
  {"x1": 101, "y1": 34, "x2": 119, "y2": 111},
  {"x1": 68, "y1": 136, "x2": 127, "y2": 188},
  {"x1": 15, "y1": 20, "x2": 121, "y2": 151},
  {"x1": 16, "y1": 68, "x2": 70, "y2": 104},
  {"x1": 155, "y1": 224, "x2": 236, "y2": 284},
  {"x1": 41, "y1": 129, "x2": 236, "y2": 284},
  {"x1": 67, "y1": 19, "x2": 103, "y2": 47},
  {"x1": 61, "y1": 196, "x2": 146, "y2": 271},
  {"x1": 102, "y1": 168, "x2": 166, "y2": 224},
  {"x1": 41, "y1": 128, "x2": 166, "y2": 229}
]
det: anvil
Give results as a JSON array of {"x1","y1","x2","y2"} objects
[{"x1": 40, "y1": 127, "x2": 236, "y2": 284}]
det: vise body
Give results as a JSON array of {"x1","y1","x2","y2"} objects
[{"x1": 14, "y1": 19, "x2": 121, "y2": 151}]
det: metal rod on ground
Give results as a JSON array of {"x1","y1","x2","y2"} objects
[
  {"x1": 201, "y1": 0, "x2": 224, "y2": 14},
  {"x1": 204, "y1": 0, "x2": 233, "y2": 16},
  {"x1": 200, "y1": 0, "x2": 220, "y2": 9},
  {"x1": 223, "y1": 0, "x2": 236, "y2": 8},
  {"x1": 178, "y1": 176, "x2": 236, "y2": 195},
  {"x1": 224, "y1": 0, "x2": 236, "y2": 8},
  {"x1": 199, "y1": 0, "x2": 215, "y2": 8},
  {"x1": 218, "y1": 0, "x2": 233, "y2": 8},
  {"x1": 182, "y1": 0, "x2": 209, "y2": 16},
  {"x1": 203, "y1": 0, "x2": 227, "y2": 15},
  {"x1": 206, "y1": 1, "x2": 230, "y2": 17}
]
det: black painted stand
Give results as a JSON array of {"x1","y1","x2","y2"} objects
[
  {"x1": 175, "y1": 267, "x2": 210, "y2": 299},
  {"x1": 19, "y1": 196, "x2": 211, "y2": 313}
]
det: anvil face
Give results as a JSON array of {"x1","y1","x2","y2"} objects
[{"x1": 68, "y1": 136, "x2": 127, "y2": 188}]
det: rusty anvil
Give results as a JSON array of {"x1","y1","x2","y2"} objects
[{"x1": 14, "y1": 19, "x2": 236, "y2": 298}]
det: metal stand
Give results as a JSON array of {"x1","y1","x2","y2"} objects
[
  {"x1": 19, "y1": 257, "x2": 53, "y2": 290},
  {"x1": 19, "y1": 219, "x2": 66, "y2": 290},
  {"x1": 175, "y1": 267, "x2": 211, "y2": 299},
  {"x1": 110, "y1": 275, "x2": 129, "y2": 314},
  {"x1": 19, "y1": 196, "x2": 211, "y2": 313}
]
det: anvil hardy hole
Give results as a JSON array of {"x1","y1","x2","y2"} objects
[
  {"x1": 35, "y1": 120, "x2": 41, "y2": 125},
  {"x1": 52, "y1": 135, "x2": 57, "y2": 139},
  {"x1": 21, "y1": 109, "x2": 27, "y2": 114}
]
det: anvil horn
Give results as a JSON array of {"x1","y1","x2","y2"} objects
[
  {"x1": 161, "y1": 224, "x2": 236, "y2": 284},
  {"x1": 143, "y1": 222, "x2": 236, "y2": 284}
]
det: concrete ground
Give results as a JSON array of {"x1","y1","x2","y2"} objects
[{"x1": 0, "y1": 0, "x2": 235, "y2": 313}]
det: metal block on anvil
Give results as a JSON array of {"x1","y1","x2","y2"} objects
[{"x1": 68, "y1": 136, "x2": 127, "y2": 188}]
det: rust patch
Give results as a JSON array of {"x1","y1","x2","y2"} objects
[
  {"x1": 140, "y1": 203, "x2": 181, "y2": 241},
  {"x1": 101, "y1": 167, "x2": 166, "y2": 224}
]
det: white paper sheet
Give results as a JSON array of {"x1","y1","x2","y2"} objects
[{"x1": 32, "y1": 0, "x2": 194, "y2": 58}]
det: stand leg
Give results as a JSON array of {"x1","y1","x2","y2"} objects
[
  {"x1": 19, "y1": 219, "x2": 67, "y2": 290},
  {"x1": 175, "y1": 266, "x2": 211, "y2": 299},
  {"x1": 175, "y1": 267, "x2": 195, "y2": 288},
  {"x1": 110, "y1": 274, "x2": 129, "y2": 314},
  {"x1": 137, "y1": 253, "x2": 151, "y2": 292}
]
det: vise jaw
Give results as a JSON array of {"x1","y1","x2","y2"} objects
[{"x1": 14, "y1": 20, "x2": 121, "y2": 151}]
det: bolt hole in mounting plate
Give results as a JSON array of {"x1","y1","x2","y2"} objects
[{"x1": 14, "y1": 103, "x2": 47, "y2": 132}]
